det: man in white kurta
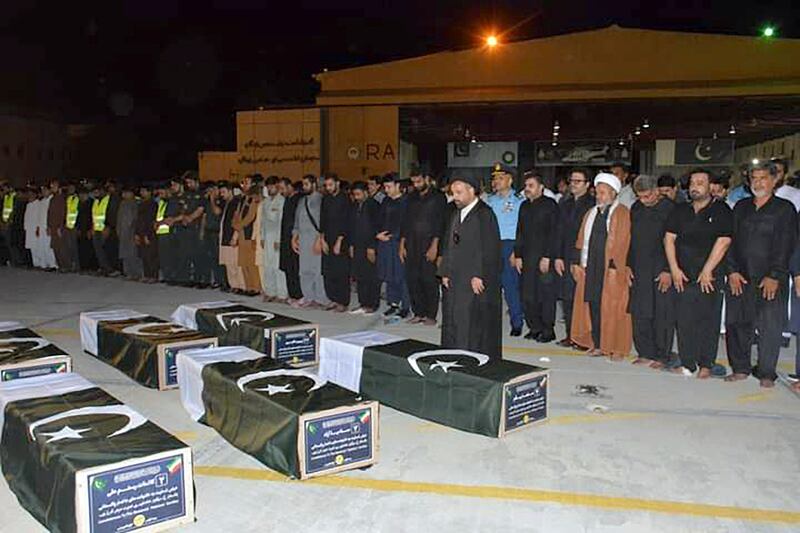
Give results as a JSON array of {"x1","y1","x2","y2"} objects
[
  {"x1": 260, "y1": 177, "x2": 287, "y2": 301},
  {"x1": 24, "y1": 193, "x2": 39, "y2": 267},
  {"x1": 38, "y1": 190, "x2": 57, "y2": 269}
]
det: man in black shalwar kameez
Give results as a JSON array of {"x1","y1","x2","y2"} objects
[
  {"x1": 438, "y1": 175, "x2": 502, "y2": 360},
  {"x1": 627, "y1": 175, "x2": 676, "y2": 368},
  {"x1": 320, "y1": 174, "x2": 351, "y2": 311},
  {"x1": 349, "y1": 182, "x2": 381, "y2": 314}
]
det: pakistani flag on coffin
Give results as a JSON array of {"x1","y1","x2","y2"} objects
[
  {"x1": 0, "y1": 324, "x2": 71, "y2": 382},
  {"x1": 185, "y1": 346, "x2": 377, "y2": 479},
  {"x1": 93, "y1": 315, "x2": 217, "y2": 390},
  {"x1": 174, "y1": 302, "x2": 319, "y2": 367},
  {"x1": 359, "y1": 339, "x2": 549, "y2": 437},
  {"x1": 0, "y1": 373, "x2": 194, "y2": 533}
]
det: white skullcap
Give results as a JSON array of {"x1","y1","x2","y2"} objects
[{"x1": 594, "y1": 172, "x2": 621, "y2": 194}]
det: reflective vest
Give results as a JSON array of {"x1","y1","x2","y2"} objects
[
  {"x1": 156, "y1": 200, "x2": 170, "y2": 235},
  {"x1": 92, "y1": 195, "x2": 110, "y2": 232},
  {"x1": 2, "y1": 193, "x2": 14, "y2": 222},
  {"x1": 65, "y1": 195, "x2": 79, "y2": 229}
]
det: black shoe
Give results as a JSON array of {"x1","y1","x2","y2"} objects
[
  {"x1": 781, "y1": 336, "x2": 791, "y2": 348},
  {"x1": 383, "y1": 305, "x2": 399, "y2": 317},
  {"x1": 397, "y1": 308, "x2": 410, "y2": 319},
  {"x1": 510, "y1": 328, "x2": 522, "y2": 337},
  {"x1": 538, "y1": 330, "x2": 556, "y2": 343},
  {"x1": 524, "y1": 331, "x2": 539, "y2": 340}
]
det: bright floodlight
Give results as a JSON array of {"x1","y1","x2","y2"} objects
[
  {"x1": 762, "y1": 26, "x2": 775, "y2": 38},
  {"x1": 486, "y1": 35, "x2": 499, "y2": 47}
]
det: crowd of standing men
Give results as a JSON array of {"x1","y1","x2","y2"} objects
[{"x1": 2, "y1": 158, "x2": 800, "y2": 391}]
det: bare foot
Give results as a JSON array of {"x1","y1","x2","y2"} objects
[
  {"x1": 422, "y1": 318, "x2": 437, "y2": 326},
  {"x1": 724, "y1": 373, "x2": 748, "y2": 382},
  {"x1": 697, "y1": 368, "x2": 712, "y2": 379},
  {"x1": 759, "y1": 378, "x2": 775, "y2": 388},
  {"x1": 609, "y1": 353, "x2": 626, "y2": 362},
  {"x1": 791, "y1": 381, "x2": 800, "y2": 393},
  {"x1": 649, "y1": 361, "x2": 665, "y2": 370},
  {"x1": 587, "y1": 349, "x2": 603, "y2": 357}
]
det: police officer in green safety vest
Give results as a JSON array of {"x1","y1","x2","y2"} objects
[
  {"x1": 61, "y1": 182, "x2": 80, "y2": 272},
  {"x1": 1, "y1": 181, "x2": 15, "y2": 266},
  {"x1": 91, "y1": 183, "x2": 114, "y2": 274},
  {"x1": 158, "y1": 179, "x2": 187, "y2": 284}
]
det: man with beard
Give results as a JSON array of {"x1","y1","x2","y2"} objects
[
  {"x1": 486, "y1": 163, "x2": 526, "y2": 336},
  {"x1": 773, "y1": 158, "x2": 800, "y2": 212},
  {"x1": 514, "y1": 171, "x2": 559, "y2": 342},
  {"x1": 259, "y1": 175, "x2": 287, "y2": 302},
  {"x1": 377, "y1": 173, "x2": 410, "y2": 319},
  {"x1": 233, "y1": 175, "x2": 262, "y2": 295},
  {"x1": 400, "y1": 167, "x2": 447, "y2": 326},
  {"x1": 201, "y1": 182, "x2": 227, "y2": 289},
  {"x1": 134, "y1": 184, "x2": 159, "y2": 283},
  {"x1": 180, "y1": 173, "x2": 207, "y2": 287},
  {"x1": 61, "y1": 181, "x2": 80, "y2": 272},
  {"x1": 664, "y1": 169, "x2": 733, "y2": 378},
  {"x1": 438, "y1": 175, "x2": 502, "y2": 359},
  {"x1": 279, "y1": 178, "x2": 303, "y2": 303},
  {"x1": 46, "y1": 178, "x2": 67, "y2": 271},
  {"x1": 116, "y1": 186, "x2": 143, "y2": 279},
  {"x1": 367, "y1": 175, "x2": 385, "y2": 204},
  {"x1": 612, "y1": 162, "x2": 636, "y2": 208},
  {"x1": 219, "y1": 182, "x2": 245, "y2": 292},
  {"x1": 292, "y1": 175, "x2": 329, "y2": 308},
  {"x1": 349, "y1": 181, "x2": 381, "y2": 314},
  {"x1": 102, "y1": 181, "x2": 121, "y2": 275},
  {"x1": 320, "y1": 174, "x2": 351, "y2": 312},
  {"x1": 570, "y1": 173, "x2": 632, "y2": 359},
  {"x1": 725, "y1": 161, "x2": 796, "y2": 388},
  {"x1": 555, "y1": 168, "x2": 595, "y2": 347},
  {"x1": 627, "y1": 175, "x2": 676, "y2": 369},
  {"x1": 657, "y1": 175, "x2": 683, "y2": 203},
  {"x1": 75, "y1": 185, "x2": 96, "y2": 272}
]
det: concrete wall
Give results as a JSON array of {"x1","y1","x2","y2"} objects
[{"x1": 325, "y1": 105, "x2": 398, "y2": 180}]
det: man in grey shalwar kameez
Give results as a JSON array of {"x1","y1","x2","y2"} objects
[
  {"x1": 291, "y1": 175, "x2": 330, "y2": 308},
  {"x1": 117, "y1": 188, "x2": 143, "y2": 279}
]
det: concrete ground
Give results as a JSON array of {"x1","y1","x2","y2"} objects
[{"x1": 1, "y1": 267, "x2": 799, "y2": 533}]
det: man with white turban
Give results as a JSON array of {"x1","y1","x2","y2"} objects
[{"x1": 570, "y1": 172, "x2": 633, "y2": 359}]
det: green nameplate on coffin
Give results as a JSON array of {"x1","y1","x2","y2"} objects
[
  {"x1": 200, "y1": 357, "x2": 377, "y2": 479},
  {"x1": 195, "y1": 305, "x2": 319, "y2": 366},
  {"x1": 1, "y1": 387, "x2": 193, "y2": 533},
  {"x1": 360, "y1": 339, "x2": 549, "y2": 438}
]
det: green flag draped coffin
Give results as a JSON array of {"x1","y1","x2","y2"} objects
[
  {"x1": 0, "y1": 321, "x2": 72, "y2": 382},
  {"x1": 80, "y1": 310, "x2": 217, "y2": 390},
  {"x1": 319, "y1": 331, "x2": 549, "y2": 438},
  {"x1": 0, "y1": 373, "x2": 194, "y2": 533},
  {"x1": 176, "y1": 345, "x2": 378, "y2": 479},
  {"x1": 170, "y1": 301, "x2": 319, "y2": 367}
]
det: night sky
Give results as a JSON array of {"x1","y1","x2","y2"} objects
[{"x1": 1, "y1": 0, "x2": 796, "y2": 176}]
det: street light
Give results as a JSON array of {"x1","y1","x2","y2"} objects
[
  {"x1": 762, "y1": 26, "x2": 776, "y2": 38},
  {"x1": 486, "y1": 35, "x2": 499, "y2": 48}
]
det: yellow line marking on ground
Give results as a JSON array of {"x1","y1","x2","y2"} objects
[
  {"x1": 173, "y1": 431, "x2": 199, "y2": 442},
  {"x1": 194, "y1": 466, "x2": 800, "y2": 524},
  {"x1": 546, "y1": 412, "x2": 651, "y2": 425},
  {"x1": 37, "y1": 327, "x2": 79, "y2": 338},
  {"x1": 736, "y1": 392, "x2": 774, "y2": 404}
]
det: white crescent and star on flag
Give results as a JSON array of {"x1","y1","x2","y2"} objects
[
  {"x1": 406, "y1": 349, "x2": 490, "y2": 377},
  {"x1": 28, "y1": 404, "x2": 148, "y2": 443},
  {"x1": 0, "y1": 337, "x2": 52, "y2": 355},
  {"x1": 236, "y1": 368, "x2": 326, "y2": 396},
  {"x1": 121, "y1": 322, "x2": 193, "y2": 337},
  {"x1": 215, "y1": 311, "x2": 276, "y2": 331}
]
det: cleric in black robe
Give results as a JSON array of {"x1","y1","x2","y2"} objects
[
  {"x1": 555, "y1": 169, "x2": 595, "y2": 346},
  {"x1": 279, "y1": 178, "x2": 303, "y2": 301},
  {"x1": 514, "y1": 171, "x2": 560, "y2": 342},
  {"x1": 320, "y1": 174, "x2": 352, "y2": 311},
  {"x1": 627, "y1": 175, "x2": 676, "y2": 368},
  {"x1": 349, "y1": 181, "x2": 381, "y2": 313},
  {"x1": 725, "y1": 161, "x2": 797, "y2": 387},
  {"x1": 438, "y1": 175, "x2": 503, "y2": 359},
  {"x1": 400, "y1": 169, "x2": 447, "y2": 324}
]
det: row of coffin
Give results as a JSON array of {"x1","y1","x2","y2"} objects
[{"x1": 0, "y1": 303, "x2": 549, "y2": 533}]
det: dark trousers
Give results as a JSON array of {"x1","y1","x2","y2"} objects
[
  {"x1": 138, "y1": 239, "x2": 159, "y2": 279},
  {"x1": 405, "y1": 244, "x2": 440, "y2": 320},
  {"x1": 4, "y1": 227, "x2": 22, "y2": 266},
  {"x1": 324, "y1": 273, "x2": 351, "y2": 306},
  {"x1": 354, "y1": 260, "x2": 381, "y2": 310},
  {"x1": 726, "y1": 286, "x2": 787, "y2": 381},
  {"x1": 202, "y1": 233, "x2": 226, "y2": 287},
  {"x1": 157, "y1": 235, "x2": 175, "y2": 281},
  {"x1": 521, "y1": 263, "x2": 556, "y2": 333},
  {"x1": 632, "y1": 289, "x2": 676, "y2": 363},
  {"x1": 172, "y1": 229, "x2": 192, "y2": 283},
  {"x1": 282, "y1": 261, "x2": 302, "y2": 299},
  {"x1": 500, "y1": 241, "x2": 524, "y2": 329},
  {"x1": 77, "y1": 232, "x2": 96, "y2": 271},
  {"x1": 62, "y1": 229, "x2": 79, "y2": 272},
  {"x1": 193, "y1": 232, "x2": 216, "y2": 284},
  {"x1": 92, "y1": 232, "x2": 111, "y2": 271},
  {"x1": 561, "y1": 272, "x2": 577, "y2": 338},
  {"x1": 676, "y1": 282, "x2": 723, "y2": 372},
  {"x1": 188, "y1": 228, "x2": 207, "y2": 283},
  {"x1": 589, "y1": 300, "x2": 602, "y2": 348}
]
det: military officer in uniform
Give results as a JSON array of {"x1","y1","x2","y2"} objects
[{"x1": 181, "y1": 173, "x2": 207, "y2": 287}]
